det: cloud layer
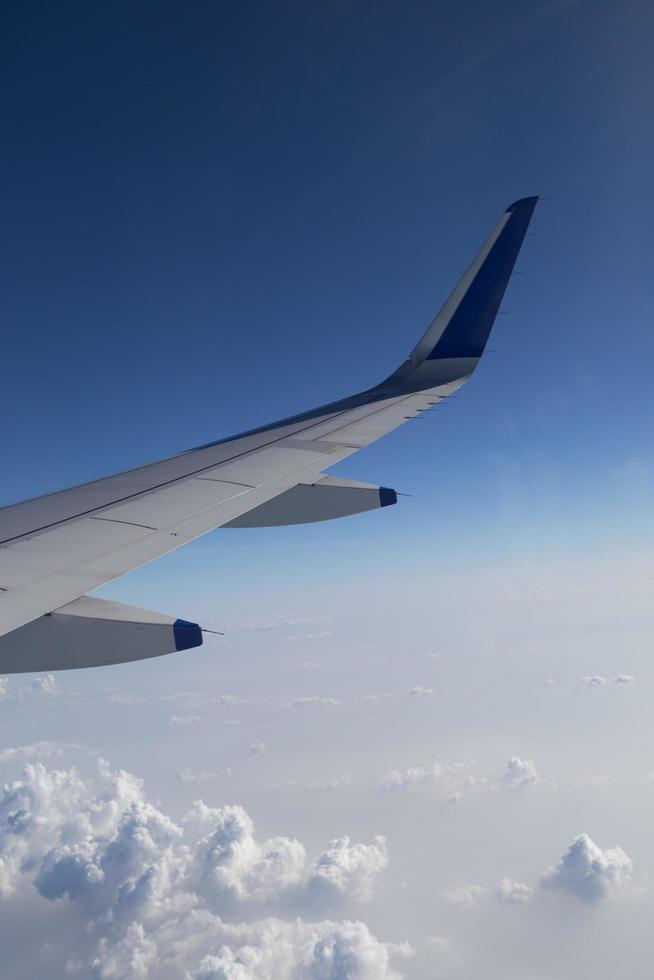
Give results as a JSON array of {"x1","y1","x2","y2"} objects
[{"x1": 0, "y1": 761, "x2": 400, "y2": 979}]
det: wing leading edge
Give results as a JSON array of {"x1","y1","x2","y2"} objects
[{"x1": 0, "y1": 196, "x2": 537, "y2": 668}]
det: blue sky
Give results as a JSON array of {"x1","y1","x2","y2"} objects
[
  {"x1": 2, "y1": 0, "x2": 653, "y2": 608},
  {"x1": 3, "y1": 0, "x2": 653, "y2": 521},
  {"x1": 1, "y1": 3, "x2": 653, "y2": 979}
]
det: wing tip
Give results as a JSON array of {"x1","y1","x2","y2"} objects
[{"x1": 506, "y1": 195, "x2": 539, "y2": 214}]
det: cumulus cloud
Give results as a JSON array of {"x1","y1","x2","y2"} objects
[
  {"x1": 0, "y1": 762, "x2": 401, "y2": 978},
  {"x1": 168, "y1": 715, "x2": 203, "y2": 727},
  {"x1": 303, "y1": 921, "x2": 411, "y2": 979},
  {"x1": 0, "y1": 760, "x2": 143, "y2": 899},
  {"x1": 30, "y1": 674, "x2": 57, "y2": 696},
  {"x1": 249, "y1": 742, "x2": 266, "y2": 755},
  {"x1": 540, "y1": 833, "x2": 633, "y2": 903},
  {"x1": 612, "y1": 674, "x2": 634, "y2": 685},
  {"x1": 579, "y1": 676, "x2": 607, "y2": 687},
  {"x1": 495, "y1": 878, "x2": 533, "y2": 904},
  {"x1": 408, "y1": 686, "x2": 434, "y2": 697},
  {"x1": 380, "y1": 760, "x2": 482, "y2": 800},
  {"x1": 92, "y1": 916, "x2": 410, "y2": 980},
  {"x1": 307, "y1": 836, "x2": 388, "y2": 905},
  {"x1": 163, "y1": 917, "x2": 409, "y2": 980},
  {"x1": 8, "y1": 675, "x2": 59, "y2": 702},
  {"x1": 191, "y1": 802, "x2": 306, "y2": 908},
  {"x1": 498, "y1": 756, "x2": 539, "y2": 792},
  {"x1": 382, "y1": 765, "x2": 442, "y2": 792}
]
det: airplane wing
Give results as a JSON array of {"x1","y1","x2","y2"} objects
[{"x1": 0, "y1": 196, "x2": 537, "y2": 672}]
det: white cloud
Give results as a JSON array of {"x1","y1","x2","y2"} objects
[
  {"x1": 356, "y1": 694, "x2": 393, "y2": 704},
  {"x1": 158, "y1": 917, "x2": 408, "y2": 980},
  {"x1": 498, "y1": 756, "x2": 539, "y2": 792},
  {"x1": 408, "y1": 686, "x2": 434, "y2": 697},
  {"x1": 579, "y1": 774, "x2": 613, "y2": 788},
  {"x1": 305, "y1": 775, "x2": 352, "y2": 793},
  {"x1": 249, "y1": 742, "x2": 266, "y2": 755},
  {"x1": 178, "y1": 770, "x2": 218, "y2": 785},
  {"x1": 0, "y1": 760, "x2": 143, "y2": 899},
  {"x1": 540, "y1": 833, "x2": 633, "y2": 903},
  {"x1": 308, "y1": 836, "x2": 388, "y2": 905},
  {"x1": 380, "y1": 760, "x2": 481, "y2": 799},
  {"x1": 495, "y1": 878, "x2": 533, "y2": 904},
  {"x1": 168, "y1": 715, "x2": 203, "y2": 726},
  {"x1": 0, "y1": 677, "x2": 8, "y2": 700},
  {"x1": 0, "y1": 762, "x2": 404, "y2": 978},
  {"x1": 303, "y1": 921, "x2": 411, "y2": 979},
  {"x1": 30, "y1": 674, "x2": 57, "y2": 696},
  {"x1": 277, "y1": 776, "x2": 352, "y2": 793},
  {"x1": 441, "y1": 884, "x2": 487, "y2": 909},
  {"x1": 292, "y1": 697, "x2": 340, "y2": 708},
  {"x1": 0, "y1": 741, "x2": 74, "y2": 763},
  {"x1": 35, "y1": 796, "x2": 184, "y2": 930},
  {"x1": 381, "y1": 765, "x2": 441, "y2": 792},
  {"x1": 186, "y1": 804, "x2": 387, "y2": 914},
  {"x1": 578, "y1": 675, "x2": 635, "y2": 688},
  {"x1": 192, "y1": 803, "x2": 306, "y2": 907},
  {"x1": 231, "y1": 614, "x2": 332, "y2": 633}
]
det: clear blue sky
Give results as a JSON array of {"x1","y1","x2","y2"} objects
[{"x1": 2, "y1": 0, "x2": 653, "y2": 590}]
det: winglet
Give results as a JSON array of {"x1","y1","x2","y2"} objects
[
  {"x1": 381, "y1": 196, "x2": 538, "y2": 390},
  {"x1": 507, "y1": 196, "x2": 539, "y2": 212}
]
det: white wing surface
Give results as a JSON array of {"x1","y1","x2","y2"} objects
[{"x1": 0, "y1": 197, "x2": 537, "y2": 670}]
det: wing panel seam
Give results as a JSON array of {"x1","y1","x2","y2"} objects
[{"x1": 0, "y1": 392, "x2": 416, "y2": 548}]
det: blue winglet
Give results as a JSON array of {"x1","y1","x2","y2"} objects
[
  {"x1": 427, "y1": 195, "x2": 538, "y2": 360},
  {"x1": 173, "y1": 619, "x2": 203, "y2": 652},
  {"x1": 507, "y1": 196, "x2": 539, "y2": 212}
]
